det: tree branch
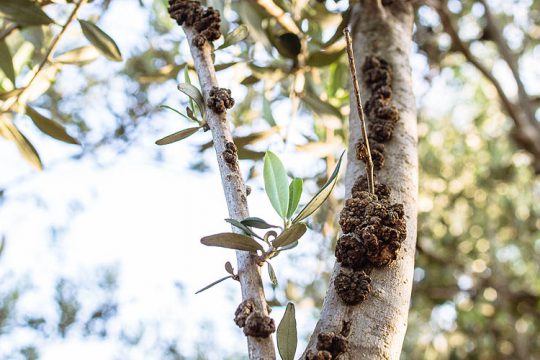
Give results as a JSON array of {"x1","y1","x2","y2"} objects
[
  {"x1": 436, "y1": 1, "x2": 540, "y2": 173},
  {"x1": 303, "y1": 2, "x2": 418, "y2": 358},
  {"x1": 478, "y1": 0, "x2": 537, "y2": 127},
  {"x1": 180, "y1": 25, "x2": 276, "y2": 360},
  {"x1": 250, "y1": 0, "x2": 302, "y2": 36}
]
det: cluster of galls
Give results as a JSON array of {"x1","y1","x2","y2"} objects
[
  {"x1": 355, "y1": 56, "x2": 400, "y2": 171},
  {"x1": 334, "y1": 173, "x2": 406, "y2": 304},
  {"x1": 305, "y1": 332, "x2": 349, "y2": 359},
  {"x1": 168, "y1": 0, "x2": 221, "y2": 48},
  {"x1": 222, "y1": 141, "x2": 238, "y2": 170},
  {"x1": 208, "y1": 87, "x2": 235, "y2": 114},
  {"x1": 234, "y1": 299, "x2": 275, "y2": 338}
]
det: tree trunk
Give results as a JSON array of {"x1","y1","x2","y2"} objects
[{"x1": 304, "y1": 1, "x2": 418, "y2": 358}]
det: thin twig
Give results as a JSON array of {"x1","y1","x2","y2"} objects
[
  {"x1": 344, "y1": 28, "x2": 375, "y2": 194},
  {"x1": 478, "y1": 0, "x2": 538, "y2": 129},
  {"x1": 24, "y1": 0, "x2": 88, "y2": 97}
]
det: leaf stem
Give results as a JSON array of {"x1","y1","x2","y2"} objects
[{"x1": 343, "y1": 28, "x2": 375, "y2": 194}]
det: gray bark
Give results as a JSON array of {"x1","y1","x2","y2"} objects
[
  {"x1": 303, "y1": 1, "x2": 418, "y2": 358},
  {"x1": 183, "y1": 28, "x2": 276, "y2": 359}
]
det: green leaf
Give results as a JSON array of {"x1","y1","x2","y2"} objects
[
  {"x1": 302, "y1": 90, "x2": 342, "y2": 120},
  {"x1": 159, "y1": 105, "x2": 192, "y2": 122},
  {"x1": 287, "y1": 178, "x2": 303, "y2": 219},
  {"x1": 293, "y1": 151, "x2": 345, "y2": 223},
  {"x1": 201, "y1": 233, "x2": 264, "y2": 253},
  {"x1": 306, "y1": 48, "x2": 345, "y2": 67},
  {"x1": 0, "y1": 0, "x2": 53, "y2": 25},
  {"x1": 79, "y1": 19, "x2": 122, "y2": 62},
  {"x1": 238, "y1": 3, "x2": 272, "y2": 51},
  {"x1": 279, "y1": 241, "x2": 298, "y2": 251},
  {"x1": 268, "y1": 262, "x2": 278, "y2": 288},
  {"x1": 264, "y1": 151, "x2": 290, "y2": 219},
  {"x1": 155, "y1": 127, "x2": 200, "y2": 145},
  {"x1": 237, "y1": 147, "x2": 265, "y2": 160},
  {"x1": 0, "y1": 115, "x2": 42, "y2": 170},
  {"x1": 225, "y1": 261, "x2": 234, "y2": 275},
  {"x1": 225, "y1": 218, "x2": 263, "y2": 240},
  {"x1": 195, "y1": 275, "x2": 233, "y2": 294},
  {"x1": 241, "y1": 217, "x2": 279, "y2": 229},
  {"x1": 218, "y1": 25, "x2": 249, "y2": 50},
  {"x1": 272, "y1": 223, "x2": 307, "y2": 249},
  {"x1": 183, "y1": 66, "x2": 196, "y2": 114},
  {"x1": 26, "y1": 106, "x2": 80, "y2": 145},
  {"x1": 177, "y1": 83, "x2": 206, "y2": 120},
  {"x1": 0, "y1": 40, "x2": 16, "y2": 85},
  {"x1": 53, "y1": 46, "x2": 100, "y2": 65},
  {"x1": 262, "y1": 93, "x2": 277, "y2": 127},
  {"x1": 277, "y1": 303, "x2": 297, "y2": 360}
]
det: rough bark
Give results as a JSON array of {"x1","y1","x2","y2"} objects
[
  {"x1": 182, "y1": 27, "x2": 276, "y2": 359},
  {"x1": 303, "y1": 1, "x2": 418, "y2": 359}
]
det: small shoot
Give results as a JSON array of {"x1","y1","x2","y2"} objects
[
  {"x1": 155, "y1": 68, "x2": 210, "y2": 145},
  {"x1": 195, "y1": 261, "x2": 239, "y2": 294},
  {"x1": 199, "y1": 151, "x2": 344, "y2": 289}
]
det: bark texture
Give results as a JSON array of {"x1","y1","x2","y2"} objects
[
  {"x1": 183, "y1": 27, "x2": 276, "y2": 359},
  {"x1": 304, "y1": 1, "x2": 417, "y2": 359}
]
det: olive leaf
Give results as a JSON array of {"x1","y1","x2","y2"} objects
[
  {"x1": 183, "y1": 66, "x2": 196, "y2": 115},
  {"x1": 195, "y1": 275, "x2": 233, "y2": 294},
  {"x1": 293, "y1": 151, "x2": 345, "y2": 223},
  {"x1": 306, "y1": 48, "x2": 345, "y2": 67},
  {"x1": 268, "y1": 262, "x2": 278, "y2": 288},
  {"x1": 262, "y1": 93, "x2": 277, "y2": 127},
  {"x1": 279, "y1": 241, "x2": 298, "y2": 251},
  {"x1": 277, "y1": 303, "x2": 297, "y2": 360},
  {"x1": 0, "y1": 0, "x2": 53, "y2": 26},
  {"x1": 0, "y1": 40, "x2": 16, "y2": 85},
  {"x1": 264, "y1": 151, "x2": 290, "y2": 219},
  {"x1": 225, "y1": 261, "x2": 234, "y2": 275},
  {"x1": 155, "y1": 127, "x2": 200, "y2": 145},
  {"x1": 218, "y1": 25, "x2": 249, "y2": 50},
  {"x1": 302, "y1": 90, "x2": 342, "y2": 120},
  {"x1": 272, "y1": 223, "x2": 307, "y2": 249},
  {"x1": 26, "y1": 106, "x2": 80, "y2": 145},
  {"x1": 201, "y1": 233, "x2": 264, "y2": 253},
  {"x1": 54, "y1": 46, "x2": 100, "y2": 65},
  {"x1": 287, "y1": 178, "x2": 303, "y2": 220},
  {"x1": 225, "y1": 218, "x2": 263, "y2": 240},
  {"x1": 241, "y1": 217, "x2": 279, "y2": 229},
  {"x1": 0, "y1": 115, "x2": 42, "y2": 170},
  {"x1": 79, "y1": 20, "x2": 122, "y2": 62},
  {"x1": 177, "y1": 83, "x2": 206, "y2": 120}
]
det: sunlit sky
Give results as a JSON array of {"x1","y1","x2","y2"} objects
[{"x1": 1, "y1": 0, "x2": 534, "y2": 358}]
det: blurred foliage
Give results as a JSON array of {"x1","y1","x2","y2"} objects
[{"x1": 1, "y1": 0, "x2": 539, "y2": 359}]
